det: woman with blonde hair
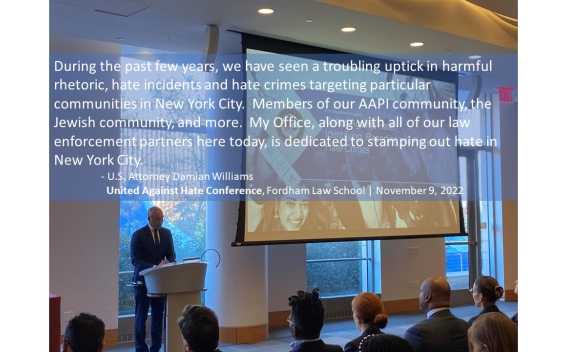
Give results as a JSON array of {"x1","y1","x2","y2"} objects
[
  {"x1": 344, "y1": 292, "x2": 388, "y2": 352},
  {"x1": 468, "y1": 312, "x2": 518, "y2": 352},
  {"x1": 468, "y1": 276, "x2": 506, "y2": 326}
]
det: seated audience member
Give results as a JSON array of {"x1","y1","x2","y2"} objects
[
  {"x1": 468, "y1": 276, "x2": 506, "y2": 326},
  {"x1": 63, "y1": 312, "x2": 105, "y2": 352},
  {"x1": 177, "y1": 305, "x2": 222, "y2": 352},
  {"x1": 403, "y1": 277, "x2": 469, "y2": 352},
  {"x1": 288, "y1": 288, "x2": 342, "y2": 352},
  {"x1": 358, "y1": 333, "x2": 416, "y2": 352},
  {"x1": 511, "y1": 279, "x2": 518, "y2": 325},
  {"x1": 468, "y1": 312, "x2": 518, "y2": 352},
  {"x1": 344, "y1": 292, "x2": 388, "y2": 352}
]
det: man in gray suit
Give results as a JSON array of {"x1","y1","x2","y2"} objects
[{"x1": 403, "y1": 277, "x2": 469, "y2": 352}]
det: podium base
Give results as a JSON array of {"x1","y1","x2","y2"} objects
[{"x1": 164, "y1": 291, "x2": 203, "y2": 352}]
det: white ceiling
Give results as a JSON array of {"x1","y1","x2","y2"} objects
[{"x1": 49, "y1": 0, "x2": 518, "y2": 94}]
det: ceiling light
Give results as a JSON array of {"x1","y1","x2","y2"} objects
[
  {"x1": 258, "y1": 8, "x2": 274, "y2": 14},
  {"x1": 469, "y1": 55, "x2": 482, "y2": 59},
  {"x1": 341, "y1": 27, "x2": 356, "y2": 32},
  {"x1": 410, "y1": 42, "x2": 424, "y2": 47},
  {"x1": 306, "y1": 19, "x2": 313, "y2": 23},
  {"x1": 116, "y1": 37, "x2": 124, "y2": 41}
]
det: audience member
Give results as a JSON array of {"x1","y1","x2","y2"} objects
[
  {"x1": 468, "y1": 312, "x2": 518, "y2": 352},
  {"x1": 511, "y1": 279, "x2": 518, "y2": 324},
  {"x1": 403, "y1": 277, "x2": 469, "y2": 352},
  {"x1": 63, "y1": 312, "x2": 105, "y2": 352},
  {"x1": 288, "y1": 288, "x2": 342, "y2": 352},
  {"x1": 358, "y1": 333, "x2": 416, "y2": 352},
  {"x1": 177, "y1": 305, "x2": 221, "y2": 352},
  {"x1": 344, "y1": 292, "x2": 388, "y2": 352},
  {"x1": 468, "y1": 276, "x2": 506, "y2": 326}
]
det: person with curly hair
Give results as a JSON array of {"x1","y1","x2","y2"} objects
[
  {"x1": 287, "y1": 288, "x2": 342, "y2": 352},
  {"x1": 358, "y1": 333, "x2": 416, "y2": 352}
]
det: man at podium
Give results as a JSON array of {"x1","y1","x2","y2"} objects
[{"x1": 131, "y1": 206, "x2": 177, "y2": 352}]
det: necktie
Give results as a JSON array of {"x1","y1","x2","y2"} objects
[{"x1": 153, "y1": 229, "x2": 160, "y2": 246}]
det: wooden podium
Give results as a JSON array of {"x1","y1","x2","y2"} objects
[{"x1": 140, "y1": 260, "x2": 207, "y2": 352}]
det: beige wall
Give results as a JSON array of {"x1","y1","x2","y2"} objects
[
  {"x1": 49, "y1": 201, "x2": 120, "y2": 331},
  {"x1": 49, "y1": 35, "x2": 122, "y2": 332},
  {"x1": 267, "y1": 244, "x2": 307, "y2": 312}
]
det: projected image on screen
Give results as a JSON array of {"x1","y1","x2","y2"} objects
[{"x1": 241, "y1": 50, "x2": 461, "y2": 243}]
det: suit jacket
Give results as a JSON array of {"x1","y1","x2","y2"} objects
[
  {"x1": 403, "y1": 309, "x2": 469, "y2": 352},
  {"x1": 130, "y1": 225, "x2": 176, "y2": 284},
  {"x1": 289, "y1": 339, "x2": 343, "y2": 352},
  {"x1": 343, "y1": 327, "x2": 383, "y2": 352},
  {"x1": 467, "y1": 304, "x2": 504, "y2": 326}
]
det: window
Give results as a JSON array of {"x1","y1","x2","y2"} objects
[
  {"x1": 306, "y1": 241, "x2": 371, "y2": 296},
  {"x1": 446, "y1": 91, "x2": 495, "y2": 290}
]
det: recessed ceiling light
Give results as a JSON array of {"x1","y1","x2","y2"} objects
[
  {"x1": 410, "y1": 42, "x2": 424, "y2": 47},
  {"x1": 469, "y1": 55, "x2": 482, "y2": 59},
  {"x1": 306, "y1": 19, "x2": 313, "y2": 23},
  {"x1": 341, "y1": 27, "x2": 356, "y2": 32},
  {"x1": 258, "y1": 8, "x2": 274, "y2": 14}
]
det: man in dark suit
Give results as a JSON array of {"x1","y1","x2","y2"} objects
[
  {"x1": 403, "y1": 277, "x2": 469, "y2": 352},
  {"x1": 287, "y1": 288, "x2": 342, "y2": 352},
  {"x1": 131, "y1": 206, "x2": 176, "y2": 352}
]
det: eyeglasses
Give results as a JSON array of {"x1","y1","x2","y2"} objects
[{"x1": 287, "y1": 317, "x2": 295, "y2": 326}]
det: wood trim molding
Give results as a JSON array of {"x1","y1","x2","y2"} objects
[
  {"x1": 104, "y1": 329, "x2": 118, "y2": 347},
  {"x1": 219, "y1": 323, "x2": 268, "y2": 344},
  {"x1": 383, "y1": 298, "x2": 421, "y2": 314},
  {"x1": 504, "y1": 289, "x2": 518, "y2": 302},
  {"x1": 269, "y1": 310, "x2": 291, "y2": 327}
]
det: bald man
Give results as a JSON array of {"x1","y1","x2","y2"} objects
[{"x1": 403, "y1": 277, "x2": 469, "y2": 352}]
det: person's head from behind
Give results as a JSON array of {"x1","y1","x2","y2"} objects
[
  {"x1": 148, "y1": 206, "x2": 164, "y2": 230},
  {"x1": 177, "y1": 305, "x2": 219, "y2": 352},
  {"x1": 418, "y1": 277, "x2": 451, "y2": 313},
  {"x1": 471, "y1": 276, "x2": 504, "y2": 307},
  {"x1": 359, "y1": 333, "x2": 416, "y2": 352},
  {"x1": 288, "y1": 288, "x2": 324, "y2": 340},
  {"x1": 351, "y1": 292, "x2": 388, "y2": 332},
  {"x1": 468, "y1": 312, "x2": 518, "y2": 352},
  {"x1": 63, "y1": 313, "x2": 105, "y2": 352}
]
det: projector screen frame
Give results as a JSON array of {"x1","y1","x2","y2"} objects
[{"x1": 232, "y1": 33, "x2": 467, "y2": 246}]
